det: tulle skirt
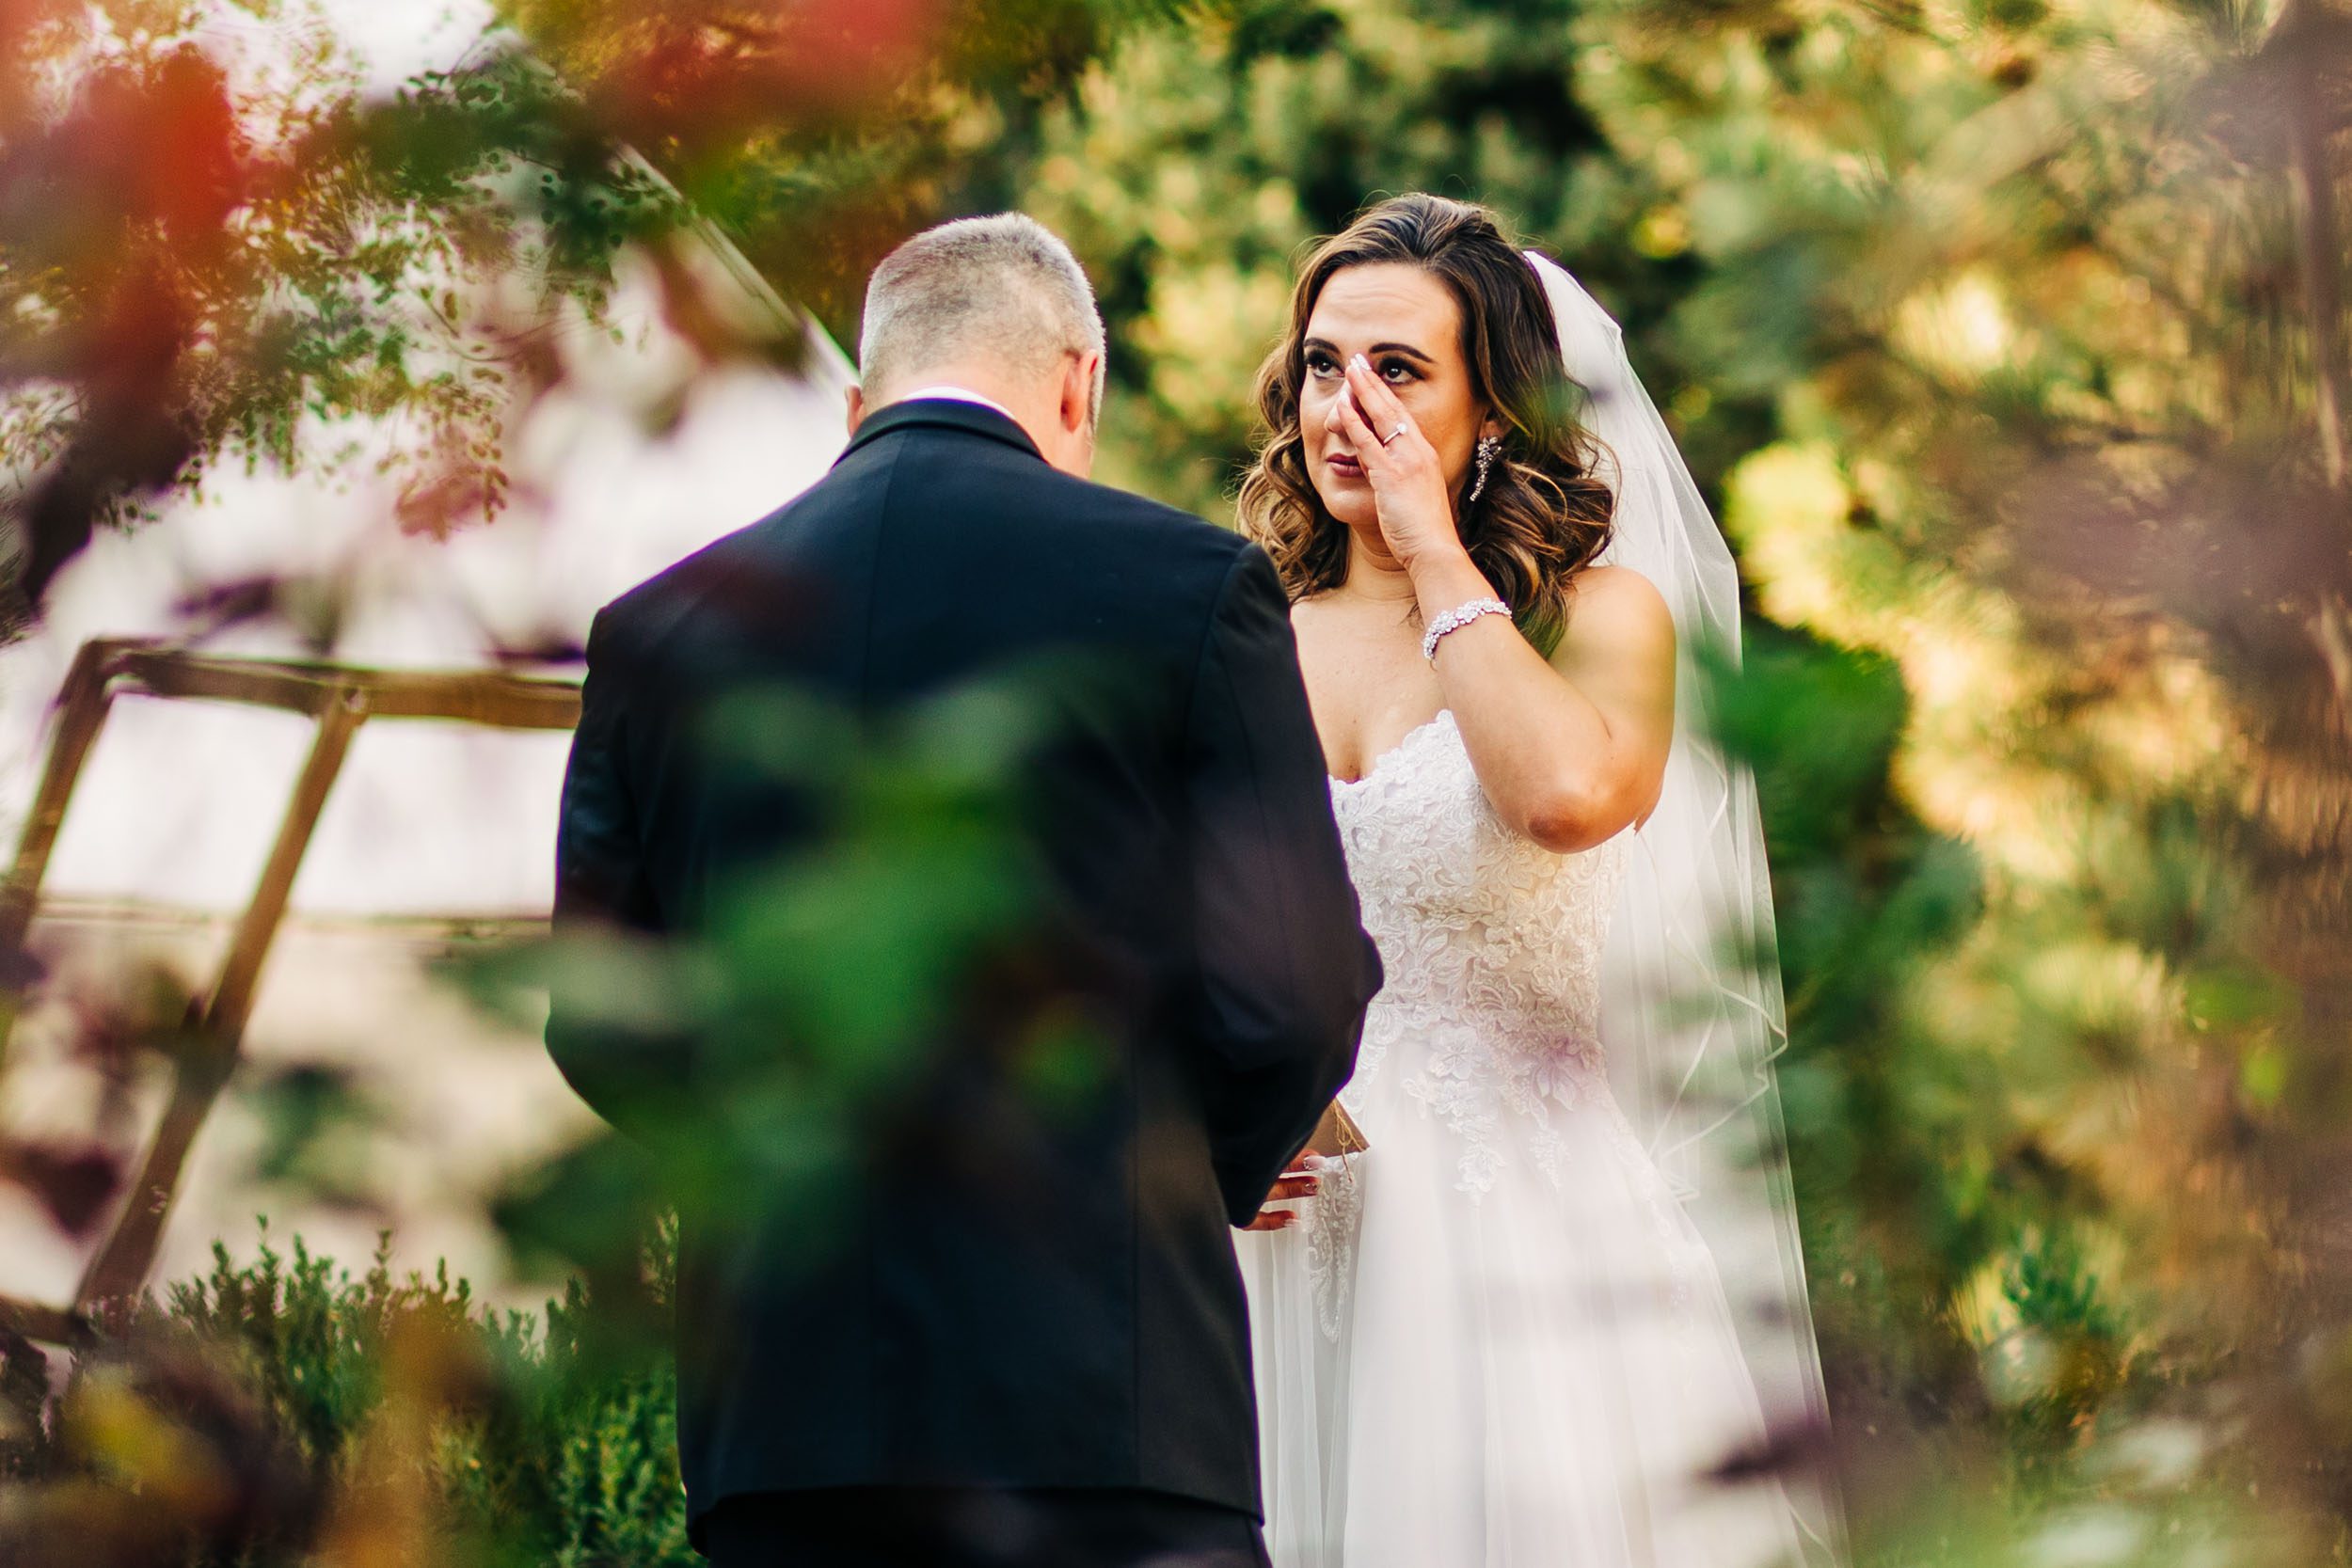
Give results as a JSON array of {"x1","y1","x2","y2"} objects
[{"x1": 1234, "y1": 1054, "x2": 1805, "y2": 1568}]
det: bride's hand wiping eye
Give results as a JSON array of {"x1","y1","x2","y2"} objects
[{"x1": 1333, "y1": 354, "x2": 1472, "y2": 575}]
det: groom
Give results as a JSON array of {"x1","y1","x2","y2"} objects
[{"x1": 547, "y1": 214, "x2": 1380, "y2": 1566}]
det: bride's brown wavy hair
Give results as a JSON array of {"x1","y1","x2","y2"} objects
[{"x1": 1237, "y1": 194, "x2": 1613, "y2": 654}]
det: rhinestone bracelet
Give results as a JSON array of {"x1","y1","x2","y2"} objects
[{"x1": 1422, "y1": 596, "x2": 1511, "y2": 663}]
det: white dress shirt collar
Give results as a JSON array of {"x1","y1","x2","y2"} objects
[{"x1": 897, "y1": 384, "x2": 1020, "y2": 423}]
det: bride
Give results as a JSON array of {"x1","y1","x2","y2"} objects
[{"x1": 1231, "y1": 194, "x2": 1843, "y2": 1566}]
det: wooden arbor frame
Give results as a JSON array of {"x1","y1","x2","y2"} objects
[{"x1": 0, "y1": 638, "x2": 581, "y2": 1345}]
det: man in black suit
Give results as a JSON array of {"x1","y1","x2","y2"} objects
[{"x1": 546, "y1": 214, "x2": 1379, "y2": 1566}]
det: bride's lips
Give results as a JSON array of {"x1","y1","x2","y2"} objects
[{"x1": 1327, "y1": 452, "x2": 1365, "y2": 480}]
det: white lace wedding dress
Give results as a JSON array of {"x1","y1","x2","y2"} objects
[{"x1": 1234, "y1": 708, "x2": 1806, "y2": 1568}]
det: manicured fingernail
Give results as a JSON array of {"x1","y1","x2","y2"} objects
[{"x1": 1350, "y1": 353, "x2": 1369, "y2": 371}]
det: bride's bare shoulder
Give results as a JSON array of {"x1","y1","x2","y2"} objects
[
  {"x1": 1553, "y1": 564, "x2": 1674, "y2": 670},
  {"x1": 1565, "y1": 564, "x2": 1670, "y2": 632}
]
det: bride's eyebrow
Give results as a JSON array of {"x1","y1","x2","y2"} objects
[{"x1": 1303, "y1": 334, "x2": 1435, "y2": 366}]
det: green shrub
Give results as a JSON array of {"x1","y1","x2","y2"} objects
[{"x1": 0, "y1": 1229, "x2": 694, "y2": 1568}]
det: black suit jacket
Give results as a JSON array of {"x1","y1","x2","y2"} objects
[{"x1": 546, "y1": 398, "x2": 1381, "y2": 1542}]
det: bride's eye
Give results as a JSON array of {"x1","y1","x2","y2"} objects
[
  {"x1": 1305, "y1": 353, "x2": 1340, "y2": 380},
  {"x1": 1380, "y1": 359, "x2": 1419, "y2": 385}
]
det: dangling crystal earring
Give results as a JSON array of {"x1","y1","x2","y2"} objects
[{"x1": 1468, "y1": 434, "x2": 1502, "y2": 504}]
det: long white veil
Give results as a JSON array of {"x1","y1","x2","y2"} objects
[{"x1": 1530, "y1": 251, "x2": 1846, "y2": 1564}]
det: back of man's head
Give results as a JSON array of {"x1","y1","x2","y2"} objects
[{"x1": 857, "y1": 214, "x2": 1106, "y2": 430}]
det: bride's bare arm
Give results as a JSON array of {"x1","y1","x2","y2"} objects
[
  {"x1": 1331, "y1": 355, "x2": 1677, "y2": 853},
  {"x1": 1407, "y1": 553, "x2": 1675, "y2": 852}
]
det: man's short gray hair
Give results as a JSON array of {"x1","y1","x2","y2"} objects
[{"x1": 858, "y1": 213, "x2": 1106, "y2": 422}]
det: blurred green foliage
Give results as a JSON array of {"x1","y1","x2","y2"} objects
[
  {"x1": 1, "y1": 1231, "x2": 694, "y2": 1567},
  {"x1": 0, "y1": 0, "x2": 1208, "y2": 610},
  {"x1": 2, "y1": 0, "x2": 2349, "y2": 1563}
]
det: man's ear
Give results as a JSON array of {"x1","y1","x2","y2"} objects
[
  {"x1": 1060, "y1": 351, "x2": 1101, "y2": 436},
  {"x1": 846, "y1": 385, "x2": 867, "y2": 436}
]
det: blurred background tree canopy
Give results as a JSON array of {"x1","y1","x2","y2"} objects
[
  {"x1": 995, "y1": 2, "x2": 2352, "y2": 1556},
  {"x1": 4, "y1": 0, "x2": 2351, "y2": 1563}
]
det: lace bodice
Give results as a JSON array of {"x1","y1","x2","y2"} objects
[{"x1": 1330, "y1": 710, "x2": 1629, "y2": 1194}]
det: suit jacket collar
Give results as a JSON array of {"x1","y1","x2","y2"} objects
[{"x1": 842, "y1": 396, "x2": 1045, "y2": 465}]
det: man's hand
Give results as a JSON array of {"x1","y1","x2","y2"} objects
[{"x1": 1242, "y1": 1161, "x2": 1324, "y2": 1232}]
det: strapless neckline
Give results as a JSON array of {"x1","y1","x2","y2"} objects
[{"x1": 1327, "y1": 709, "x2": 1456, "y2": 792}]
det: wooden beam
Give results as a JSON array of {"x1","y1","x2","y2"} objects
[
  {"x1": 0, "y1": 636, "x2": 587, "y2": 1316},
  {"x1": 96, "y1": 641, "x2": 582, "y2": 730},
  {"x1": 0, "y1": 642, "x2": 119, "y2": 958},
  {"x1": 203, "y1": 691, "x2": 370, "y2": 1044},
  {"x1": 0, "y1": 1291, "x2": 87, "y2": 1348},
  {"x1": 73, "y1": 692, "x2": 367, "y2": 1307}
]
